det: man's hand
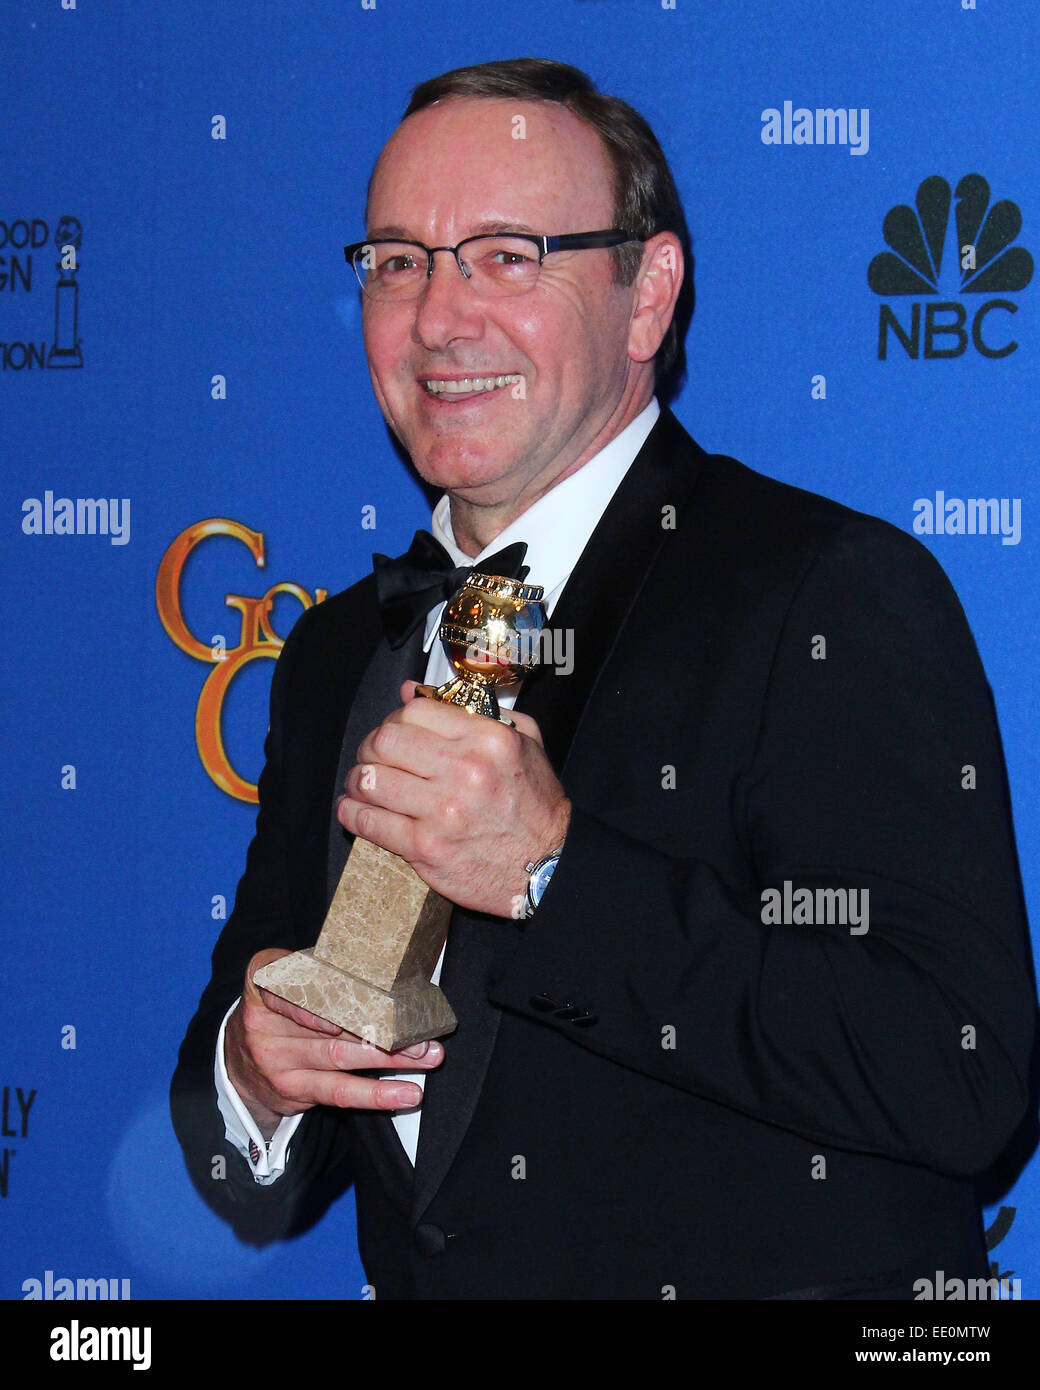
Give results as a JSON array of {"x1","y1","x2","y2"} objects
[
  {"x1": 225, "y1": 948, "x2": 444, "y2": 1140},
  {"x1": 337, "y1": 682, "x2": 571, "y2": 919}
]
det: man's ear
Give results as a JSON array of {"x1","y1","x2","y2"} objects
[{"x1": 627, "y1": 232, "x2": 684, "y2": 365}]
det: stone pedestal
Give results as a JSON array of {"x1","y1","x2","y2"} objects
[{"x1": 253, "y1": 837, "x2": 457, "y2": 1052}]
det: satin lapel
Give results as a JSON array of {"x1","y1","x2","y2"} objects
[
  {"x1": 410, "y1": 408, "x2": 705, "y2": 1222},
  {"x1": 326, "y1": 628, "x2": 429, "y2": 903},
  {"x1": 517, "y1": 409, "x2": 704, "y2": 777}
]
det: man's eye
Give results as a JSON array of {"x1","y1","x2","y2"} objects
[{"x1": 382, "y1": 254, "x2": 419, "y2": 274}]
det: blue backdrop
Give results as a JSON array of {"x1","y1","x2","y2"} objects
[{"x1": 3, "y1": 0, "x2": 1036, "y2": 1301}]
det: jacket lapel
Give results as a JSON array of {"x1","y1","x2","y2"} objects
[
  {"x1": 410, "y1": 408, "x2": 705, "y2": 1222},
  {"x1": 517, "y1": 408, "x2": 704, "y2": 773},
  {"x1": 326, "y1": 628, "x2": 430, "y2": 900}
]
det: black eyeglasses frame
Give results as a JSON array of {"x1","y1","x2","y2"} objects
[{"x1": 342, "y1": 229, "x2": 641, "y2": 292}]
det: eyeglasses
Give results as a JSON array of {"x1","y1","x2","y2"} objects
[{"x1": 343, "y1": 229, "x2": 639, "y2": 301}]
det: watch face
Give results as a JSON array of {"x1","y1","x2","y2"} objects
[{"x1": 531, "y1": 856, "x2": 559, "y2": 907}]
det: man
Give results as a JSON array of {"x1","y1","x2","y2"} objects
[{"x1": 171, "y1": 58, "x2": 1036, "y2": 1300}]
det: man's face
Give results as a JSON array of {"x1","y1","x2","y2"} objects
[{"x1": 361, "y1": 97, "x2": 645, "y2": 510}]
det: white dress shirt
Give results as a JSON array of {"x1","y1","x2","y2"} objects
[{"x1": 215, "y1": 397, "x2": 660, "y2": 1181}]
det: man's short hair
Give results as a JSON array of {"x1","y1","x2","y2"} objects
[{"x1": 378, "y1": 57, "x2": 695, "y2": 404}]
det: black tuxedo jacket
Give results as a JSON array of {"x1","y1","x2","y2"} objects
[{"x1": 171, "y1": 408, "x2": 1036, "y2": 1299}]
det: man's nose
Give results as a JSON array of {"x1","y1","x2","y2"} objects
[{"x1": 411, "y1": 248, "x2": 484, "y2": 343}]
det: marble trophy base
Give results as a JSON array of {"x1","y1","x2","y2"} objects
[
  {"x1": 252, "y1": 836, "x2": 457, "y2": 1054},
  {"x1": 251, "y1": 948, "x2": 456, "y2": 1053}
]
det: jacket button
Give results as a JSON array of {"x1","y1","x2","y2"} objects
[
  {"x1": 553, "y1": 1004, "x2": 583, "y2": 1019},
  {"x1": 413, "y1": 1223, "x2": 447, "y2": 1256},
  {"x1": 572, "y1": 1012, "x2": 598, "y2": 1027},
  {"x1": 529, "y1": 993, "x2": 556, "y2": 1011}
]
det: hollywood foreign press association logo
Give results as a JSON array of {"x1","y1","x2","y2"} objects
[
  {"x1": 868, "y1": 174, "x2": 1032, "y2": 360},
  {"x1": 0, "y1": 215, "x2": 83, "y2": 372}
]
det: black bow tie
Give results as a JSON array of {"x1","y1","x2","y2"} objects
[{"x1": 373, "y1": 529, "x2": 530, "y2": 649}]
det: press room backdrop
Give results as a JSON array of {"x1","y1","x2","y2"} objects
[{"x1": 3, "y1": 0, "x2": 1037, "y2": 1301}]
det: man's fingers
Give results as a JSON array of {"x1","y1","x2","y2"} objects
[
  {"x1": 355, "y1": 719, "x2": 445, "y2": 781},
  {"x1": 255, "y1": 1033, "x2": 445, "y2": 1074},
  {"x1": 256, "y1": 988, "x2": 345, "y2": 1035},
  {"x1": 345, "y1": 760, "x2": 435, "y2": 817},
  {"x1": 352, "y1": 1037, "x2": 445, "y2": 1068},
  {"x1": 231, "y1": 950, "x2": 447, "y2": 1121},
  {"x1": 290, "y1": 1070, "x2": 425, "y2": 1112},
  {"x1": 260, "y1": 1039, "x2": 445, "y2": 1113},
  {"x1": 337, "y1": 794, "x2": 420, "y2": 863}
]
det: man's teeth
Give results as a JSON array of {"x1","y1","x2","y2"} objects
[{"x1": 422, "y1": 375, "x2": 521, "y2": 395}]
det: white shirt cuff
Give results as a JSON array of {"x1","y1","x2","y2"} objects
[{"x1": 214, "y1": 997, "x2": 303, "y2": 1185}]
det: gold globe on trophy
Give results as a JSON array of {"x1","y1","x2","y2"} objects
[{"x1": 415, "y1": 571, "x2": 546, "y2": 719}]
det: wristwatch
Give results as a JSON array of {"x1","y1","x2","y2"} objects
[{"x1": 522, "y1": 849, "x2": 562, "y2": 917}]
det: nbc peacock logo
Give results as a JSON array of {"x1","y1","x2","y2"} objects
[{"x1": 868, "y1": 174, "x2": 1032, "y2": 360}]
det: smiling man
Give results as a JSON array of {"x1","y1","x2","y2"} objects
[
  {"x1": 357, "y1": 95, "x2": 673, "y2": 551},
  {"x1": 171, "y1": 58, "x2": 1035, "y2": 1301}
]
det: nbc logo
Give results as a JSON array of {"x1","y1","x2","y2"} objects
[{"x1": 868, "y1": 174, "x2": 1032, "y2": 359}]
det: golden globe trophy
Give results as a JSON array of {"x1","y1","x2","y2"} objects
[{"x1": 253, "y1": 571, "x2": 546, "y2": 1052}]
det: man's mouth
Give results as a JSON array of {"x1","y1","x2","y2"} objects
[{"x1": 421, "y1": 374, "x2": 522, "y2": 400}]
